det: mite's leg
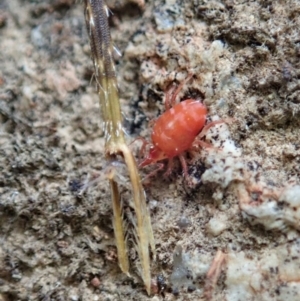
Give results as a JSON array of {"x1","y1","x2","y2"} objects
[
  {"x1": 178, "y1": 154, "x2": 189, "y2": 179},
  {"x1": 164, "y1": 84, "x2": 177, "y2": 111},
  {"x1": 198, "y1": 120, "x2": 225, "y2": 139},
  {"x1": 142, "y1": 162, "x2": 165, "y2": 184},
  {"x1": 165, "y1": 73, "x2": 194, "y2": 110},
  {"x1": 199, "y1": 117, "x2": 235, "y2": 140},
  {"x1": 163, "y1": 158, "x2": 174, "y2": 178},
  {"x1": 192, "y1": 139, "x2": 215, "y2": 149},
  {"x1": 130, "y1": 137, "x2": 150, "y2": 161}
]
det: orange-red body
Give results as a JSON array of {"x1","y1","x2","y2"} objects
[{"x1": 140, "y1": 99, "x2": 207, "y2": 167}]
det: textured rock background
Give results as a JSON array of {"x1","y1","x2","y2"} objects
[{"x1": 0, "y1": 0, "x2": 299, "y2": 300}]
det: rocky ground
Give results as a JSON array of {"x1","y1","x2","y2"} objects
[{"x1": 0, "y1": 0, "x2": 300, "y2": 300}]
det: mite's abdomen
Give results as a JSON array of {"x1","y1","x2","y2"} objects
[{"x1": 151, "y1": 99, "x2": 207, "y2": 157}]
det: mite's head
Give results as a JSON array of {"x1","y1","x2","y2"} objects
[{"x1": 139, "y1": 145, "x2": 168, "y2": 167}]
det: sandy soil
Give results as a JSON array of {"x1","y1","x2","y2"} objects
[{"x1": 0, "y1": 0, "x2": 300, "y2": 300}]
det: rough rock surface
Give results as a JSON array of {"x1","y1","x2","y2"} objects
[{"x1": 0, "y1": 0, "x2": 299, "y2": 300}]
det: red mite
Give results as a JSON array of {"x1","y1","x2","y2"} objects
[{"x1": 138, "y1": 75, "x2": 218, "y2": 179}]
